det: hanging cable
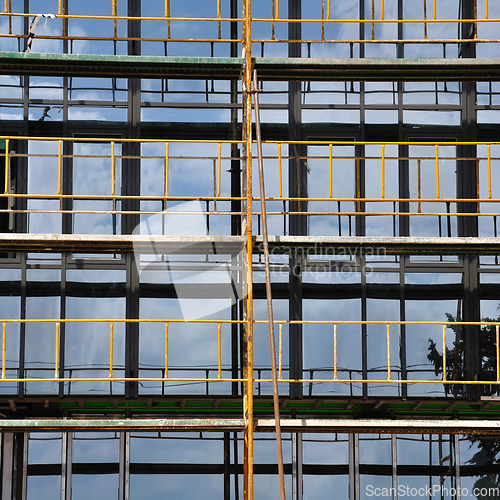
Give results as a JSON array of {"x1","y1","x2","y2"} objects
[{"x1": 253, "y1": 68, "x2": 286, "y2": 500}]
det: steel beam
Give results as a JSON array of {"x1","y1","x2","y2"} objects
[
  {"x1": 2, "y1": 52, "x2": 500, "y2": 81},
  {"x1": 257, "y1": 236, "x2": 500, "y2": 256},
  {"x1": 1, "y1": 234, "x2": 500, "y2": 255},
  {"x1": 1, "y1": 418, "x2": 500, "y2": 434},
  {"x1": 0, "y1": 233, "x2": 245, "y2": 254},
  {"x1": 0, "y1": 419, "x2": 245, "y2": 432},
  {"x1": 0, "y1": 52, "x2": 244, "y2": 79},
  {"x1": 256, "y1": 418, "x2": 500, "y2": 434}
]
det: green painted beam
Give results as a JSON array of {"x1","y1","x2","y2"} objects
[
  {"x1": 1, "y1": 52, "x2": 500, "y2": 81},
  {"x1": 0, "y1": 52, "x2": 244, "y2": 80},
  {"x1": 255, "y1": 57, "x2": 500, "y2": 82}
]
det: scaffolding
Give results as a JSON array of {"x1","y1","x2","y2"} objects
[{"x1": 1, "y1": 1, "x2": 500, "y2": 499}]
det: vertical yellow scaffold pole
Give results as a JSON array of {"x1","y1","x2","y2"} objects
[
  {"x1": 4, "y1": 139, "x2": 9, "y2": 197},
  {"x1": 6, "y1": 0, "x2": 12, "y2": 35},
  {"x1": 386, "y1": 324, "x2": 391, "y2": 380},
  {"x1": 442, "y1": 324, "x2": 447, "y2": 382},
  {"x1": 321, "y1": 0, "x2": 325, "y2": 41},
  {"x1": 496, "y1": 324, "x2": 499, "y2": 382},
  {"x1": 165, "y1": 322, "x2": 169, "y2": 378},
  {"x1": 371, "y1": 0, "x2": 375, "y2": 40},
  {"x1": 435, "y1": 145, "x2": 440, "y2": 199},
  {"x1": 242, "y1": 0, "x2": 254, "y2": 497},
  {"x1": 278, "y1": 143, "x2": 282, "y2": 198},
  {"x1": 333, "y1": 324, "x2": 337, "y2": 380},
  {"x1": 165, "y1": 0, "x2": 171, "y2": 39},
  {"x1": 487, "y1": 144, "x2": 492, "y2": 199},
  {"x1": 217, "y1": 0, "x2": 221, "y2": 39},
  {"x1": 381, "y1": 144, "x2": 385, "y2": 199},
  {"x1": 423, "y1": 0, "x2": 428, "y2": 40},
  {"x1": 329, "y1": 143, "x2": 333, "y2": 199},
  {"x1": 62, "y1": 0, "x2": 66, "y2": 37},
  {"x1": 2, "y1": 322, "x2": 6, "y2": 380},
  {"x1": 55, "y1": 322, "x2": 60, "y2": 379},
  {"x1": 112, "y1": 0, "x2": 117, "y2": 40},
  {"x1": 218, "y1": 322, "x2": 222, "y2": 379},
  {"x1": 111, "y1": 141, "x2": 116, "y2": 212},
  {"x1": 109, "y1": 322, "x2": 114, "y2": 379},
  {"x1": 58, "y1": 140, "x2": 63, "y2": 210},
  {"x1": 278, "y1": 323, "x2": 283, "y2": 379}
]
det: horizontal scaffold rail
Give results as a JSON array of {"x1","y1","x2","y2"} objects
[
  {"x1": 1, "y1": 1, "x2": 499, "y2": 46},
  {"x1": 0, "y1": 234, "x2": 499, "y2": 255},
  {"x1": 0, "y1": 318, "x2": 498, "y2": 389},
  {"x1": 3, "y1": 136, "x2": 500, "y2": 222},
  {"x1": 2, "y1": 52, "x2": 500, "y2": 81},
  {"x1": 0, "y1": 418, "x2": 500, "y2": 434}
]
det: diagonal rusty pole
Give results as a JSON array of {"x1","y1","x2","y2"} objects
[{"x1": 253, "y1": 68, "x2": 286, "y2": 500}]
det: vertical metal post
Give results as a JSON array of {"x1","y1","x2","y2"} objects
[
  {"x1": 124, "y1": 0, "x2": 141, "y2": 400},
  {"x1": 398, "y1": 148, "x2": 409, "y2": 236},
  {"x1": 288, "y1": 0, "x2": 304, "y2": 401},
  {"x1": 242, "y1": 0, "x2": 254, "y2": 497},
  {"x1": 454, "y1": 434, "x2": 461, "y2": 500},
  {"x1": 349, "y1": 434, "x2": 359, "y2": 500},
  {"x1": 224, "y1": 433, "x2": 231, "y2": 500},
  {"x1": 119, "y1": 432, "x2": 130, "y2": 500},
  {"x1": 361, "y1": 256, "x2": 368, "y2": 399},
  {"x1": 61, "y1": 432, "x2": 67, "y2": 500},
  {"x1": 61, "y1": 431, "x2": 72, "y2": 500},
  {"x1": 397, "y1": 0, "x2": 408, "y2": 240},
  {"x1": 66, "y1": 433, "x2": 72, "y2": 500},
  {"x1": 230, "y1": 0, "x2": 241, "y2": 400},
  {"x1": 356, "y1": 0, "x2": 366, "y2": 238},
  {"x1": 125, "y1": 432, "x2": 130, "y2": 500},
  {"x1": 119, "y1": 433, "x2": 125, "y2": 500},
  {"x1": 392, "y1": 434, "x2": 398, "y2": 500},
  {"x1": 399, "y1": 256, "x2": 407, "y2": 399},
  {"x1": 16, "y1": 0, "x2": 29, "y2": 235},
  {"x1": 458, "y1": 0, "x2": 480, "y2": 400},
  {"x1": 464, "y1": 255, "x2": 480, "y2": 400},
  {"x1": 396, "y1": 0, "x2": 410, "y2": 399},
  {"x1": 59, "y1": 253, "x2": 67, "y2": 397},
  {"x1": 254, "y1": 69, "x2": 286, "y2": 500},
  {"x1": 398, "y1": 1, "x2": 408, "y2": 396},
  {"x1": 126, "y1": 255, "x2": 140, "y2": 398},
  {"x1": 292, "y1": 433, "x2": 303, "y2": 500},
  {"x1": 2, "y1": 433, "x2": 13, "y2": 500},
  {"x1": 21, "y1": 433, "x2": 28, "y2": 500},
  {"x1": 358, "y1": 0, "x2": 368, "y2": 402},
  {"x1": 18, "y1": 254, "x2": 26, "y2": 398}
]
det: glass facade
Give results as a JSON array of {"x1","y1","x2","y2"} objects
[{"x1": 1, "y1": 0, "x2": 500, "y2": 498}]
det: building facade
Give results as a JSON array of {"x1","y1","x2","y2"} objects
[{"x1": 0, "y1": 0, "x2": 500, "y2": 499}]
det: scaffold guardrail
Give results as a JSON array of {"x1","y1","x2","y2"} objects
[
  {"x1": 2, "y1": 136, "x2": 499, "y2": 221},
  {"x1": 0, "y1": 318, "x2": 498, "y2": 388},
  {"x1": 1, "y1": 0, "x2": 499, "y2": 47}
]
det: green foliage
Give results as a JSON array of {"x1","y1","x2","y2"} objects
[
  {"x1": 427, "y1": 308, "x2": 500, "y2": 498},
  {"x1": 427, "y1": 312, "x2": 500, "y2": 396}
]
